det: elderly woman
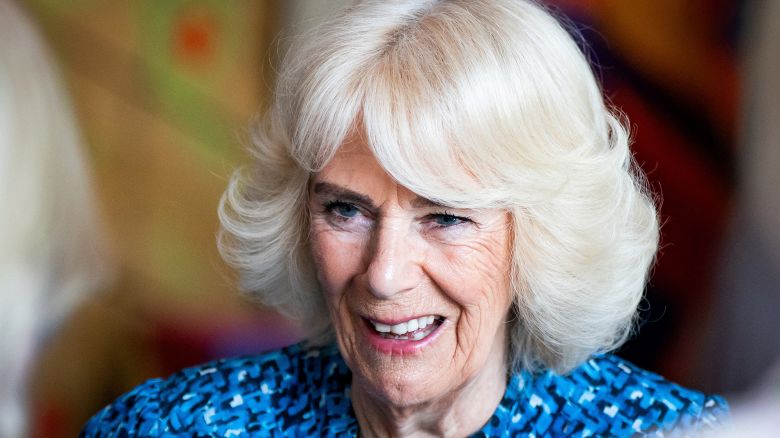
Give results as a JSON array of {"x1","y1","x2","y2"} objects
[{"x1": 82, "y1": 0, "x2": 728, "y2": 436}]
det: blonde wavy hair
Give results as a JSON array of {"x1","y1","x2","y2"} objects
[{"x1": 219, "y1": 0, "x2": 659, "y2": 374}]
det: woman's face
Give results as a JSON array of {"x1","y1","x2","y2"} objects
[{"x1": 308, "y1": 138, "x2": 513, "y2": 408}]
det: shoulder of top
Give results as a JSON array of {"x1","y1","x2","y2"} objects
[
  {"x1": 80, "y1": 343, "x2": 350, "y2": 436},
  {"x1": 81, "y1": 378, "x2": 164, "y2": 436},
  {"x1": 506, "y1": 354, "x2": 729, "y2": 435},
  {"x1": 153, "y1": 342, "x2": 348, "y2": 399}
]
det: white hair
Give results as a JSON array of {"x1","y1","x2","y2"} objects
[
  {"x1": 219, "y1": 0, "x2": 659, "y2": 374},
  {"x1": 0, "y1": 2, "x2": 113, "y2": 435}
]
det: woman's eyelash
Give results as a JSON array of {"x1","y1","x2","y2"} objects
[
  {"x1": 427, "y1": 211, "x2": 472, "y2": 227},
  {"x1": 323, "y1": 200, "x2": 360, "y2": 218},
  {"x1": 322, "y1": 201, "x2": 472, "y2": 228}
]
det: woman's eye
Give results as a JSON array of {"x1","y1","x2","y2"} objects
[
  {"x1": 429, "y1": 213, "x2": 469, "y2": 227},
  {"x1": 325, "y1": 201, "x2": 359, "y2": 219}
]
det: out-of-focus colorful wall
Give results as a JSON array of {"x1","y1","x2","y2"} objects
[
  {"x1": 26, "y1": 0, "x2": 269, "y2": 315},
  {"x1": 24, "y1": 1, "x2": 303, "y2": 435}
]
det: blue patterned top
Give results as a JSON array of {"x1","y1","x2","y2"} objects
[{"x1": 81, "y1": 343, "x2": 727, "y2": 437}]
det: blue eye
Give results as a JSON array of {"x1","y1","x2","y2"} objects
[
  {"x1": 325, "y1": 201, "x2": 359, "y2": 218},
  {"x1": 431, "y1": 213, "x2": 467, "y2": 227}
]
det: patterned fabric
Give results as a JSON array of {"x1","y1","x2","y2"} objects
[{"x1": 80, "y1": 343, "x2": 728, "y2": 437}]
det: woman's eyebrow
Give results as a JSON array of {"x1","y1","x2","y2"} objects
[
  {"x1": 410, "y1": 197, "x2": 446, "y2": 209},
  {"x1": 313, "y1": 182, "x2": 376, "y2": 210},
  {"x1": 313, "y1": 182, "x2": 445, "y2": 210}
]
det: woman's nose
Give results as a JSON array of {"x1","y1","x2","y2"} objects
[{"x1": 365, "y1": 220, "x2": 421, "y2": 299}]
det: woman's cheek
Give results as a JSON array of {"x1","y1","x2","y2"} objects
[
  {"x1": 431, "y1": 237, "x2": 511, "y2": 304},
  {"x1": 310, "y1": 227, "x2": 367, "y2": 297}
]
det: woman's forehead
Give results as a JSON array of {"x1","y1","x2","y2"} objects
[
  {"x1": 312, "y1": 149, "x2": 413, "y2": 201},
  {"x1": 312, "y1": 141, "x2": 463, "y2": 211},
  {"x1": 309, "y1": 120, "x2": 508, "y2": 210},
  {"x1": 316, "y1": 140, "x2": 384, "y2": 180}
]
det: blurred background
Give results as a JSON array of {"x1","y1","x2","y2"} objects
[{"x1": 1, "y1": 0, "x2": 777, "y2": 436}]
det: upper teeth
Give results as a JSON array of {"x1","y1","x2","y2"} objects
[{"x1": 372, "y1": 315, "x2": 436, "y2": 335}]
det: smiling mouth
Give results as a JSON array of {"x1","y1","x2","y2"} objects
[{"x1": 367, "y1": 315, "x2": 444, "y2": 341}]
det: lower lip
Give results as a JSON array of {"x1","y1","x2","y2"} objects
[{"x1": 361, "y1": 318, "x2": 445, "y2": 355}]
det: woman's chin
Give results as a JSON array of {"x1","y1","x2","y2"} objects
[{"x1": 357, "y1": 370, "x2": 445, "y2": 409}]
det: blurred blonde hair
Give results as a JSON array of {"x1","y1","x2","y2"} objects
[
  {"x1": 219, "y1": 0, "x2": 658, "y2": 374},
  {"x1": 0, "y1": 1, "x2": 113, "y2": 435}
]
